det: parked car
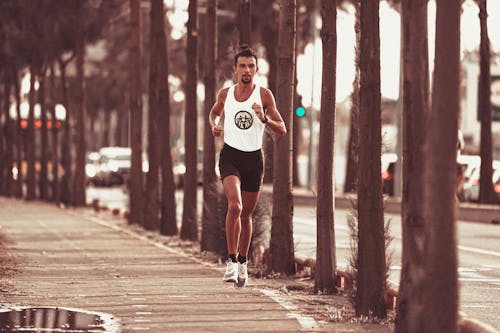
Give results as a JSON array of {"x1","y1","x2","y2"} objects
[
  {"x1": 494, "y1": 168, "x2": 500, "y2": 203},
  {"x1": 456, "y1": 155, "x2": 481, "y2": 201},
  {"x1": 463, "y1": 160, "x2": 500, "y2": 203},
  {"x1": 381, "y1": 153, "x2": 398, "y2": 196},
  {"x1": 174, "y1": 148, "x2": 204, "y2": 188},
  {"x1": 85, "y1": 151, "x2": 101, "y2": 185},
  {"x1": 93, "y1": 147, "x2": 131, "y2": 186}
]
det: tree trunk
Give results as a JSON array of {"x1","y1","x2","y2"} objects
[
  {"x1": 292, "y1": 93, "x2": 301, "y2": 187},
  {"x1": 269, "y1": 0, "x2": 296, "y2": 276},
  {"x1": 158, "y1": 0, "x2": 178, "y2": 237},
  {"x1": 49, "y1": 64, "x2": 60, "y2": 204},
  {"x1": 315, "y1": 0, "x2": 337, "y2": 293},
  {"x1": 103, "y1": 111, "x2": 111, "y2": 147},
  {"x1": 421, "y1": 2, "x2": 460, "y2": 332},
  {"x1": 59, "y1": 58, "x2": 72, "y2": 206},
  {"x1": 39, "y1": 71, "x2": 49, "y2": 201},
  {"x1": 73, "y1": 9, "x2": 87, "y2": 207},
  {"x1": 3, "y1": 78, "x2": 14, "y2": 196},
  {"x1": 0, "y1": 82, "x2": 7, "y2": 196},
  {"x1": 477, "y1": 0, "x2": 495, "y2": 204},
  {"x1": 291, "y1": 4, "x2": 301, "y2": 187},
  {"x1": 395, "y1": 1, "x2": 429, "y2": 332},
  {"x1": 143, "y1": 0, "x2": 163, "y2": 231},
  {"x1": 262, "y1": 7, "x2": 278, "y2": 184},
  {"x1": 201, "y1": 0, "x2": 219, "y2": 253},
  {"x1": 128, "y1": 0, "x2": 144, "y2": 225},
  {"x1": 26, "y1": 67, "x2": 37, "y2": 201},
  {"x1": 356, "y1": 0, "x2": 386, "y2": 318},
  {"x1": 181, "y1": 0, "x2": 199, "y2": 241},
  {"x1": 344, "y1": 1, "x2": 360, "y2": 194},
  {"x1": 12, "y1": 68, "x2": 23, "y2": 198},
  {"x1": 238, "y1": 0, "x2": 252, "y2": 47}
]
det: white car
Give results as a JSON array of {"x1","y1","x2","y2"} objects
[
  {"x1": 463, "y1": 159, "x2": 500, "y2": 202},
  {"x1": 94, "y1": 147, "x2": 132, "y2": 186}
]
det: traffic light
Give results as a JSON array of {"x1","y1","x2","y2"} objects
[{"x1": 295, "y1": 106, "x2": 306, "y2": 118}]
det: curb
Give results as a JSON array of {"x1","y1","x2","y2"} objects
[
  {"x1": 282, "y1": 188, "x2": 500, "y2": 224},
  {"x1": 295, "y1": 257, "x2": 498, "y2": 333}
]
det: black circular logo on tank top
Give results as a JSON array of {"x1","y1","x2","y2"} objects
[{"x1": 234, "y1": 111, "x2": 253, "y2": 130}]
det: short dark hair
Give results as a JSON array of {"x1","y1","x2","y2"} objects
[{"x1": 234, "y1": 45, "x2": 258, "y2": 66}]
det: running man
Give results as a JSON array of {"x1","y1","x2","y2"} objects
[{"x1": 209, "y1": 46, "x2": 286, "y2": 286}]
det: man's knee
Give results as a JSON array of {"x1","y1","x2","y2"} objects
[
  {"x1": 227, "y1": 201, "x2": 242, "y2": 217},
  {"x1": 240, "y1": 215, "x2": 252, "y2": 226}
]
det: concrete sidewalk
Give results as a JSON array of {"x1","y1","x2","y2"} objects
[{"x1": 0, "y1": 198, "x2": 392, "y2": 333}]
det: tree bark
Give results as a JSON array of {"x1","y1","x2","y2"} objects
[
  {"x1": 238, "y1": 0, "x2": 252, "y2": 47},
  {"x1": 201, "y1": 0, "x2": 219, "y2": 252},
  {"x1": 421, "y1": 1, "x2": 460, "y2": 332},
  {"x1": 144, "y1": 0, "x2": 163, "y2": 231},
  {"x1": 49, "y1": 64, "x2": 60, "y2": 204},
  {"x1": 0, "y1": 81, "x2": 7, "y2": 196},
  {"x1": 73, "y1": 9, "x2": 87, "y2": 207},
  {"x1": 395, "y1": 1, "x2": 429, "y2": 331},
  {"x1": 261, "y1": 7, "x2": 278, "y2": 184},
  {"x1": 156, "y1": 0, "x2": 178, "y2": 236},
  {"x1": 59, "y1": 58, "x2": 72, "y2": 206},
  {"x1": 477, "y1": 0, "x2": 495, "y2": 204},
  {"x1": 128, "y1": 0, "x2": 144, "y2": 225},
  {"x1": 39, "y1": 71, "x2": 49, "y2": 201},
  {"x1": 181, "y1": 0, "x2": 199, "y2": 241},
  {"x1": 315, "y1": 0, "x2": 337, "y2": 293},
  {"x1": 26, "y1": 67, "x2": 37, "y2": 201},
  {"x1": 269, "y1": 0, "x2": 296, "y2": 276},
  {"x1": 12, "y1": 67, "x2": 24, "y2": 198},
  {"x1": 356, "y1": 0, "x2": 386, "y2": 318},
  {"x1": 344, "y1": 0, "x2": 360, "y2": 194},
  {"x1": 3, "y1": 77, "x2": 14, "y2": 196}
]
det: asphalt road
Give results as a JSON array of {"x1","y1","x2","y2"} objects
[{"x1": 87, "y1": 186, "x2": 500, "y2": 329}]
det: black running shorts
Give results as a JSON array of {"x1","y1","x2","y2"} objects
[{"x1": 218, "y1": 143, "x2": 264, "y2": 192}]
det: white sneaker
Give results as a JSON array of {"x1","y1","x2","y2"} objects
[
  {"x1": 238, "y1": 261, "x2": 248, "y2": 286},
  {"x1": 223, "y1": 260, "x2": 238, "y2": 283}
]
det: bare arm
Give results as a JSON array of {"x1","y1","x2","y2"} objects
[
  {"x1": 209, "y1": 88, "x2": 228, "y2": 137},
  {"x1": 253, "y1": 87, "x2": 287, "y2": 137}
]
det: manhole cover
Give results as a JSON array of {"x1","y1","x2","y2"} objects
[{"x1": 0, "y1": 306, "x2": 119, "y2": 332}]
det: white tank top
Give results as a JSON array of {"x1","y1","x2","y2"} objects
[{"x1": 223, "y1": 84, "x2": 265, "y2": 152}]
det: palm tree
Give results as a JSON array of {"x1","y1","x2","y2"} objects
[
  {"x1": 48, "y1": 64, "x2": 60, "y2": 204},
  {"x1": 128, "y1": 0, "x2": 143, "y2": 225},
  {"x1": 2, "y1": 79, "x2": 14, "y2": 196},
  {"x1": 238, "y1": 0, "x2": 251, "y2": 46},
  {"x1": 201, "y1": 0, "x2": 219, "y2": 252},
  {"x1": 39, "y1": 69, "x2": 49, "y2": 201},
  {"x1": 143, "y1": 0, "x2": 162, "y2": 231},
  {"x1": 356, "y1": 0, "x2": 386, "y2": 318},
  {"x1": 11, "y1": 67, "x2": 23, "y2": 198},
  {"x1": 421, "y1": 1, "x2": 461, "y2": 331},
  {"x1": 314, "y1": 0, "x2": 337, "y2": 293},
  {"x1": 26, "y1": 66, "x2": 37, "y2": 201},
  {"x1": 59, "y1": 56, "x2": 73, "y2": 206},
  {"x1": 269, "y1": 0, "x2": 296, "y2": 275},
  {"x1": 158, "y1": 0, "x2": 177, "y2": 236},
  {"x1": 259, "y1": 3, "x2": 278, "y2": 184},
  {"x1": 343, "y1": 0, "x2": 360, "y2": 194},
  {"x1": 395, "y1": 0, "x2": 429, "y2": 331},
  {"x1": 72, "y1": 3, "x2": 87, "y2": 207},
  {"x1": 476, "y1": 0, "x2": 495, "y2": 204},
  {"x1": 181, "y1": 0, "x2": 199, "y2": 241}
]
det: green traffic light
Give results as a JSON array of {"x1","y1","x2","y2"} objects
[{"x1": 296, "y1": 106, "x2": 306, "y2": 117}]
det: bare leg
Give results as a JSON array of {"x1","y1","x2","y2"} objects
[
  {"x1": 223, "y1": 176, "x2": 242, "y2": 255},
  {"x1": 238, "y1": 190, "x2": 260, "y2": 258}
]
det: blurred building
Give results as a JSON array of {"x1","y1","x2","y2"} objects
[{"x1": 461, "y1": 51, "x2": 500, "y2": 159}]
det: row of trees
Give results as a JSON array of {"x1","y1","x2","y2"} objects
[{"x1": 0, "y1": 0, "x2": 496, "y2": 331}]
